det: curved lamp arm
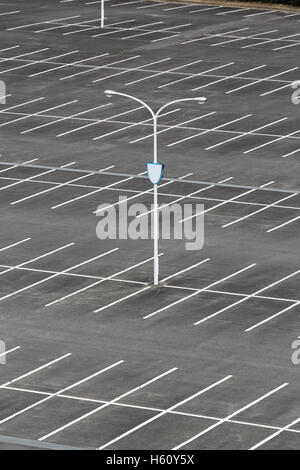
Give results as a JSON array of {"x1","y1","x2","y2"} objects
[
  {"x1": 153, "y1": 97, "x2": 206, "y2": 164},
  {"x1": 156, "y1": 97, "x2": 207, "y2": 118},
  {"x1": 105, "y1": 91, "x2": 207, "y2": 120},
  {"x1": 104, "y1": 91, "x2": 207, "y2": 164},
  {"x1": 104, "y1": 90, "x2": 155, "y2": 119}
]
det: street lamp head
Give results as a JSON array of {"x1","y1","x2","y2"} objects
[
  {"x1": 196, "y1": 97, "x2": 207, "y2": 104},
  {"x1": 104, "y1": 90, "x2": 116, "y2": 98}
]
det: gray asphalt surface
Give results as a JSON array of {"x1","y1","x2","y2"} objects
[{"x1": 0, "y1": 0, "x2": 299, "y2": 450}]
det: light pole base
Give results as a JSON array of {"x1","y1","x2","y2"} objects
[{"x1": 148, "y1": 281, "x2": 166, "y2": 289}]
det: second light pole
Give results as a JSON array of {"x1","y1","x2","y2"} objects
[{"x1": 104, "y1": 90, "x2": 207, "y2": 286}]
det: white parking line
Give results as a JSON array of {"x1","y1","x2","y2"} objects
[
  {"x1": 0, "y1": 346, "x2": 21, "y2": 358},
  {"x1": 195, "y1": 267, "x2": 300, "y2": 326},
  {"x1": 93, "y1": 108, "x2": 180, "y2": 141},
  {"x1": 0, "y1": 360, "x2": 124, "y2": 425},
  {"x1": 173, "y1": 383, "x2": 288, "y2": 449},
  {"x1": 46, "y1": 255, "x2": 158, "y2": 307},
  {"x1": 92, "y1": 21, "x2": 164, "y2": 38},
  {"x1": 61, "y1": 55, "x2": 140, "y2": 80},
  {"x1": 50, "y1": 170, "x2": 146, "y2": 209},
  {"x1": 245, "y1": 302, "x2": 300, "y2": 332},
  {"x1": 244, "y1": 10, "x2": 277, "y2": 18},
  {"x1": 123, "y1": 23, "x2": 190, "y2": 40},
  {"x1": 217, "y1": 7, "x2": 251, "y2": 15},
  {"x1": 130, "y1": 111, "x2": 216, "y2": 144},
  {"x1": 94, "y1": 172, "x2": 194, "y2": 214},
  {"x1": 0, "y1": 51, "x2": 79, "y2": 76},
  {"x1": 273, "y1": 42, "x2": 300, "y2": 51},
  {"x1": 56, "y1": 105, "x2": 142, "y2": 137},
  {"x1": 0, "y1": 261, "x2": 147, "y2": 288},
  {"x1": 0, "y1": 46, "x2": 20, "y2": 53},
  {"x1": 212, "y1": 30, "x2": 278, "y2": 47},
  {"x1": 192, "y1": 64, "x2": 266, "y2": 91},
  {"x1": 159, "y1": 62, "x2": 234, "y2": 89},
  {"x1": 120, "y1": 22, "x2": 168, "y2": 38},
  {"x1": 94, "y1": 284, "x2": 153, "y2": 314},
  {"x1": 144, "y1": 264, "x2": 256, "y2": 320},
  {"x1": 0, "y1": 353, "x2": 72, "y2": 388},
  {"x1": 99, "y1": 20, "x2": 137, "y2": 28},
  {"x1": 125, "y1": 58, "x2": 202, "y2": 86},
  {"x1": 243, "y1": 32, "x2": 300, "y2": 49},
  {"x1": 138, "y1": 2, "x2": 169, "y2": 9},
  {"x1": 15, "y1": 100, "x2": 78, "y2": 134},
  {"x1": 0, "y1": 173, "x2": 269, "y2": 214},
  {"x1": 282, "y1": 148, "x2": 300, "y2": 158},
  {"x1": 5, "y1": 365, "x2": 300, "y2": 439},
  {"x1": 28, "y1": 53, "x2": 109, "y2": 77},
  {"x1": 162, "y1": 258, "x2": 211, "y2": 283},
  {"x1": 136, "y1": 177, "x2": 232, "y2": 219},
  {"x1": 0, "y1": 11, "x2": 20, "y2": 16},
  {"x1": 190, "y1": 6, "x2": 224, "y2": 14},
  {"x1": 222, "y1": 193, "x2": 297, "y2": 228},
  {"x1": 168, "y1": 115, "x2": 251, "y2": 147},
  {"x1": 20, "y1": 103, "x2": 110, "y2": 134},
  {"x1": 0, "y1": 158, "x2": 39, "y2": 174},
  {"x1": 163, "y1": 3, "x2": 191, "y2": 11},
  {"x1": 0, "y1": 48, "x2": 49, "y2": 67},
  {"x1": 0, "y1": 247, "x2": 118, "y2": 303},
  {"x1": 98, "y1": 374, "x2": 233, "y2": 449},
  {"x1": 182, "y1": 28, "x2": 249, "y2": 45},
  {"x1": 62, "y1": 18, "x2": 109, "y2": 35},
  {"x1": 0, "y1": 162, "x2": 75, "y2": 192},
  {"x1": 110, "y1": 0, "x2": 143, "y2": 6},
  {"x1": 93, "y1": 58, "x2": 170, "y2": 83},
  {"x1": 284, "y1": 12, "x2": 300, "y2": 18},
  {"x1": 91, "y1": 19, "x2": 137, "y2": 37},
  {"x1": 6, "y1": 16, "x2": 80, "y2": 31},
  {"x1": 260, "y1": 83, "x2": 293, "y2": 96},
  {"x1": 0, "y1": 100, "x2": 78, "y2": 129},
  {"x1": 0, "y1": 243, "x2": 75, "y2": 278},
  {"x1": 0, "y1": 238, "x2": 31, "y2": 252},
  {"x1": 0, "y1": 97, "x2": 45, "y2": 115},
  {"x1": 39, "y1": 367, "x2": 177, "y2": 441},
  {"x1": 244, "y1": 128, "x2": 300, "y2": 154},
  {"x1": 205, "y1": 117, "x2": 288, "y2": 151},
  {"x1": 267, "y1": 215, "x2": 300, "y2": 233},
  {"x1": 250, "y1": 415, "x2": 300, "y2": 450},
  {"x1": 34, "y1": 18, "x2": 101, "y2": 33},
  {"x1": 226, "y1": 68, "x2": 298, "y2": 94},
  {"x1": 5, "y1": 371, "x2": 300, "y2": 438},
  {"x1": 10, "y1": 165, "x2": 113, "y2": 205}
]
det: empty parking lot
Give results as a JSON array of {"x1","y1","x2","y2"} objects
[{"x1": 0, "y1": 0, "x2": 299, "y2": 450}]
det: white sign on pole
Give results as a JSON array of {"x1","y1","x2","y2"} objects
[{"x1": 147, "y1": 163, "x2": 163, "y2": 185}]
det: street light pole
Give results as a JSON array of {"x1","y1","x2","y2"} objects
[
  {"x1": 153, "y1": 114, "x2": 159, "y2": 285},
  {"x1": 101, "y1": 0, "x2": 105, "y2": 28},
  {"x1": 104, "y1": 90, "x2": 207, "y2": 286}
]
